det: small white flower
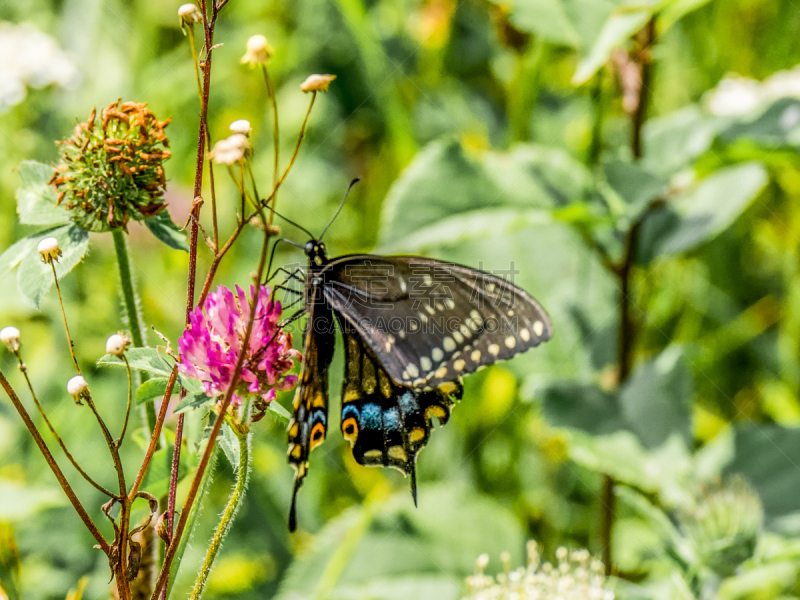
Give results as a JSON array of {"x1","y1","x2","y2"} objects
[
  {"x1": 241, "y1": 34, "x2": 274, "y2": 65},
  {"x1": 764, "y1": 68, "x2": 800, "y2": 101},
  {"x1": 37, "y1": 237, "x2": 62, "y2": 263},
  {"x1": 300, "y1": 73, "x2": 336, "y2": 93},
  {"x1": 178, "y1": 3, "x2": 203, "y2": 25},
  {"x1": 229, "y1": 119, "x2": 252, "y2": 136},
  {"x1": 209, "y1": 133, "x2": 250, "y2": 165},
  {"x1": 106, "y1": 333, "x2": 131, "y2": 357},
  {"x1": 0, "y1": 326, "x2": 20, "y2": 352},
  {"x1": 67, "y1": 375, "x2": 89, "y2": 403}
]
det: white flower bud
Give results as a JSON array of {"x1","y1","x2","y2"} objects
[
  {"x1": 67, "y1": 375, "x2": 88, "y2": 402},
  {"x1": 209, "y1": 133, "x2": 251, "y2": 165},
  {"x1": 106, "y1": 333, "x2": 131, "y2": 357},
  {"x1": 178, "y1": 3, "x2": 203, "y2": 25},
  {"x1": 0, "y1": 327, "x2": 20, "y2": 352},
  {"x1": 38, "y1": 237, "x2": 62, "y2": 264},
  {"x1": 241, "y1": 34, "x2": 274, "y2": 65},
  {"x1": 300, "y1": 73, "x2": 336, "y2": 93},
  {"x1": 229, "y1": 119, "x2": 252, "y2": 136}
]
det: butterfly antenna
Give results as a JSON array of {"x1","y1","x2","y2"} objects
[
  {"x1": 266, "y1": 205, "x2": 316, "y2": 240},
  {"x1": 319, "y1": 178, "x2": 360, "y2": 241}
]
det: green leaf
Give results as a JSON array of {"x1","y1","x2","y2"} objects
[
  {"x1": 0, "y1": 525, "x2": 21, "y2": 600},
  {"x1": 542, "y1": 381, "x2": 624, "y2": 436},
  {"x1": 619, "y1": 346, "x2": 693, "y2": 449},
  {"x1": 0, "y1": 479, "x2": 66, "y2": 521},
  {"x1": 268, "y1": 400, "x2": 291, "y2": 423},
  {"x1": 572, "y1": 5, "x2": 653, "y2": 85},
  {"x1": 569, "y1": 431, "x2": 694, "y2": 507},
  {"x1": 637, "y1": 162, "x2": 768, "y2": 263},
  {"x1": 98, "y1": 347, "x2": 175, "y2": 377},
  {"x1": 642, "y1": 107, "x2": 722, "y2": 177},
  {"x1": 729, "y1": 425, "x2": 800, "y2": 521},
  {"x1": 16, "y1": 224, "x2": 90, "y2": 308},
  {"x1": 277, "y1": 485, "x2": 523, "y2": 600},
  {"x1": 659, "y1": 0, "x2": 714, "y2": 31},
  {"x1": 141, "y1": 441, "x2": 189, "y2": 499},
  {"x1": 603, "y1": 159, "x2": 667, "y2": 219},
  {"x1": 378, "y1": 141, "x2": 590, "y2": 251},
  {"x1": 174, "y1": 392, "x2": 214, "y2": 414},
  {"x1": 16, "y1": 161, "x2": 69, "y2": 226},
  {"x1": 144, "y1": 210, "x2": 189, "y2": 252},
  {"x1": 217, "y1": 423, "x2": 241, "y2": 471},
  {"x1": 136, "y1": 377, "x2": 171, "y2": 405},
  {"x1": 720, "y1": 97, "x2": 800, "y2": 150},
  {"x1": 490, "y1": 0, "x2": 581, "y2": 47}
]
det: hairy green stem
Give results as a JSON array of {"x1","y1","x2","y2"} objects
[
  {"x1": 189, "y1": 433, "x2": 250, "y2": 600},
  {"x1": 111, "y1": 228, "x2": 155, "y2": 432}
]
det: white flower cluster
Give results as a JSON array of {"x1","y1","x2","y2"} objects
[
  {"x1": 464, "y1": 541, "x2": 614, "y2": 600},
  {"x1": 707, "y1": 66, "x2": 800, "y2": 117},
  {"x1": 0, "y1": 22, "x2": 78, "y2": 112}
]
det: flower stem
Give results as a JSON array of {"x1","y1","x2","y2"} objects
[
  {"x1": 111, "y1": 228, "x2": 155, "y2": 432},
  {"x1": 13, "y1": 350, "x2": 114, "y2": 497},
  {"x1": 189, "y1": 432, "x2": 250, "y2": 600},
  {"x1": 261, "y1": 65, "x2": 280, "y2": 226},
  {"x1": 49, "y1": 262, "x2": 81, "y2": 375},
  {"x1": 116, "y1": 355, "x2": 133, "y2": 448}
]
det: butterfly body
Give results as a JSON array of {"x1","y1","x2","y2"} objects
[{"x1": 286, "y1": 239, "x2": 552, "y2": 531}]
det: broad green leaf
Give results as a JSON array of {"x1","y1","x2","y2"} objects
[
  {"x1": 720, "y1": 97, "x2": 800, "y2": 149},
  {"x1": 572, "y1": 6, "x2": 652, "y2": 85},
  {"x1": 378, "y1": 141, "x2": 591, "y2": 251},
  {"x1": 379, "y1": 140, "x2": 503, "y2": 246},
  {"x1": 0, "y1": 479, "x2": 66, "y2": 521},
  {"x1": 0, "y1": 525, "x2": 20, "y2": 600},
  {"x1": 16, "y1": 160, "x2": 69, "y2": 226},
  {"x1": 542, "y1": 381, "x2": 624, "y2": 436},
  {"x1": 619, "y1": 346, "x2": 692, "y2": 449},
  {"x1": 603, "y1": 159, "x2": 667, "y2": 219},
  {"x1": 173, "y1": 391, "x2": 214, "y2": 414},
  {"x1": 268, "y1": 400, "x2": 291, "y2": 422},
  {"x1": 489, "y1": 0, "x2": 580, "y2": 47},
  {"x1": 16, "y1": 224, "x2": 89, "y2": 308},
  {"x1": 659, "y1": 0, "x2": 714, "y2": 31},
  {"x1": 642, "y1": 106, "x2": 722, "y2": 177},
  {"x1": 144, "y1": 210, "x2": 189, "y2": 252},
  {"x1": 217, "y1": 423, "x2": 241, "y2": 470},
  {"x1": 141, "y1": 440, "x2": 189, "y2": 499},
  {"x1": 277, "y1": 485, "x2": 523, "y2": 600},
  {"x1": 136, "y1": 377, "x2": 171, "y2": 405},
  {"x1": 569, "y1": 431, "x2": 694, "y2": 507},
  {"x1": 718, "y1": 561, "x2": 799, "y2": 600},
  {"x1": 98, "y1": 347, "x2": 175, "y2": 378},
  {"x1": 729, "y1": 425, "x2": 800, "y2": 521},
  {"x1": 637, "y1": 162, "x2": 768, "y2": 263}
]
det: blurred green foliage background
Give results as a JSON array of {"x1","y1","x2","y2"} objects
[{"x1": 5, "y1": 0, "x2": 800, "y2": 599}]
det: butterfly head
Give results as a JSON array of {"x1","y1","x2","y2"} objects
[{"x1": 304, "y1": 240, "x2": 328, "y2": 266}]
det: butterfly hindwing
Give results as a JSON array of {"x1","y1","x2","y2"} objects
[
  {"x1": 337, "y1": 312, "x2": 462, "y2": 501},
  {"x1": 287, "y1": 280, "x2": 335, "y2": 532},
  {"x1": 323, "y1": 255, "x2": 552, "y2": 388}
]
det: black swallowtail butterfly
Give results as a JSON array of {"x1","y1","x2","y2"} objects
[{"x1": 278, "y1": 188, "x2": 553, "y2": 532}]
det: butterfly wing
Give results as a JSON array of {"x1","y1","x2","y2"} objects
[
  {"x1": 286, "y1": 279, "x2": 335, "y2": 532},
  {"x1": 336, "y1": 312, "x2": 462, "y2": 502},
  {"x1": 322, "y1": 255, "x2": 552, "y2": 388}
]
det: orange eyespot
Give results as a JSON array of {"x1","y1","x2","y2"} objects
[
  {"x1": 310, "y1": 422, "x2": 326, "y2": 450},
  {"x1": 341, "y1": 417, "x2": 358, "y2": 445}
]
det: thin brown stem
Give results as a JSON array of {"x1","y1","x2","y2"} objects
[
  {"x1": 50, "y1": 262, "x2": 80, "y2": 375},
  {"x1": 261, "y1": 65, "x2": 280, "y2": 226},
  {"x1": 631, "y1": 17, "x2": 656, "y2": 160},
  {"x1": 13, "y1": 351, "x2": 114, "y2": 497},
  {"x1": 150, "y1": 230, "x2": 272, "y2": 600},
  {"x1": 261, "y1": 92, "x2": 316, "y2": 210},
  {"x1": 116, "y1": 355, "x2": 133, "y2": 448},
  {"x1": 0, "y1": 369, "x2": 109, "y2": 551}
]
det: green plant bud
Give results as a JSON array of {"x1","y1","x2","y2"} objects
[
  {"x1": 50, "y1": 100, "x2": 172, "y2": 232},
  {"x1": 683, "y1": 476, "x2": 763, "y2": 577}
]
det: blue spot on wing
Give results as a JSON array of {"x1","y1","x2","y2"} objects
[
  {"x1": 398, "y1": 392, "x2": 418, "y2": 414},
  {"x1": 384, "y1": 407, "x2": 401, "y2": 431},
  {"x1": 342, "y1": 404, "x2": 360, "y2": 421},
  {"x1": 360, "y1": 404, "x2": 382, "y2": 429}
]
